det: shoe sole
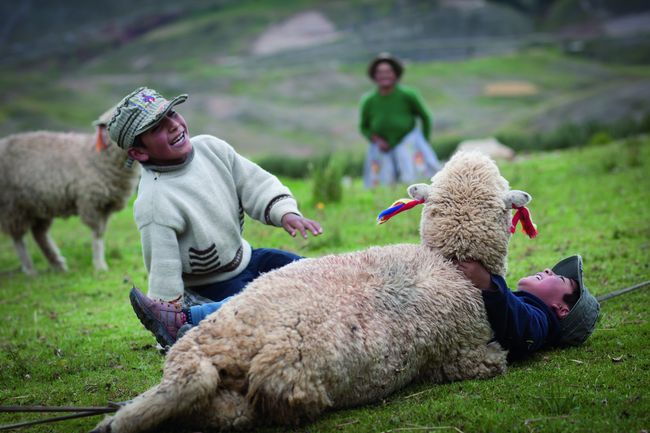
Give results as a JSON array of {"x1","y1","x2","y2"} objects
[{"x1": 129, "y1": 289, "x2": 175, "y2": 348}]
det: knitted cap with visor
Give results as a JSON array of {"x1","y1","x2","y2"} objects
[{"x1": 107, "y1": 87, "x2": 187, "y2": 150}]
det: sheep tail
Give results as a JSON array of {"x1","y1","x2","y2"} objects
[{"x1": 92, "y1": 357, "x2": 220, "y2": 433}]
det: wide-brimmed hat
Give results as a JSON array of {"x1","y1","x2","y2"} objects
[
  {"x1": 367, "y1": 52, "x2": 404, "y2": 80},
  {"x1": 107, "y1": 87, "x2": 187, "y2": 149},
  {"x1": 553, "y1": 255, "x2": 600, "y2": 346}
]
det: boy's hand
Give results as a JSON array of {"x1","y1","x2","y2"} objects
[
  {"x1": 456, "y1": 260, "x2": 495, "y2": 291},
  {"x1": 281, "y1": 213, "x2": 323, "y2": 239}
]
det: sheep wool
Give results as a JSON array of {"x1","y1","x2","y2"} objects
[
  {"x1": 93, "y1": 151, "x2": 533, "y2": 433},
  {"x1": 0, "y1": 130, "x2": 139, "y2": 274},
  {"x1": 414, "y1": 150, "x2": 518, "y2": 276}
]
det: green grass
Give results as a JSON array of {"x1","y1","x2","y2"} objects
[{"x1": 1, "y1": 139, "x2": 649, "y2": 432}]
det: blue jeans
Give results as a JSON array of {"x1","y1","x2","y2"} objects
[{"x1": 188, "y1": 248, "x2": 301, "y2": 324}]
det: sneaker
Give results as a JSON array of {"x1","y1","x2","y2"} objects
[{"x1": 129, "y1": 287, "x2": 187, "y2": 348}]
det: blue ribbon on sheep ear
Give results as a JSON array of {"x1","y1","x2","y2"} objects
[
  {"x1": 377, "y1": 183, "x2": 430, "y2": 224},
  {"x1": 504, "y1": 190, "x2": 538, "y2": 238}
]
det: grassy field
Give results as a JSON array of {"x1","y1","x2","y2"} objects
[{"x1": 0, "y1": 137, "x2": 648, "y2": 432}]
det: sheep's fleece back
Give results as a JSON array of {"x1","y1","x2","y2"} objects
[{"x1": 94, "y1": 151, "x2": 532, "y2": 433}]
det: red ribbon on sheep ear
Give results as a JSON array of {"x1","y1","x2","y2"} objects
[{"x1": 510, "y1": 205, "x2": 538, "y2": 238}]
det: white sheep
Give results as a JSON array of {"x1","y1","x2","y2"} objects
[
  {"x1": 0, "y1": 125, "x2": 139, "y2": 274},
  {"x1": 93, "y1": 151, "x2": 533, "y2": 433}
]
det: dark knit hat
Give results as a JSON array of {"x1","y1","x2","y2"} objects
[
  {"x1": 367, "y1": 52, "x2": 404, "y2": 80},
  {"x1": 553, "y1": 255, "x2": 600, "y2": 346}
]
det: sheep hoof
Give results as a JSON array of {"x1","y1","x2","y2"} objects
[
  {"x1": 22, "y1": 267, "x2": 37, "y2": 276},
  {"x1": 94, "y1": 261, "x2": 109, "y2": 272},
  {"x1": 53, "y1": 264, "x2": 68, "y2": 272}
]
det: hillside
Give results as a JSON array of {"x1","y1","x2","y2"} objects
[{"x1": 1, "y1": 0, "x2": 650, "y2": 158}]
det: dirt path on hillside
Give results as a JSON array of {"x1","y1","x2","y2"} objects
[{"x1": 251, "y1": 11, "x2": 341, "y2": 56}]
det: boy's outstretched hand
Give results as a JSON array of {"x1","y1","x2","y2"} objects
[
  {"x1": 281, "y1": 213, "x2": 323, "y2": 239},
  {"x1": 456, "y1": 260, "x2": 495, "y2": 291}
]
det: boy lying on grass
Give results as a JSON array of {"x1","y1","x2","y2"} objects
[{"x1": 457, "y1": 254, "x2": 600, "y2": 360}]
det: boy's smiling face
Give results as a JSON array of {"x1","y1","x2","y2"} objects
[
  {"x1": 128, "y1": 109, "x2": 192, "y2": 165},
  {"x1": 517, "y1": 268, "x2": 577, "y2": 319}
]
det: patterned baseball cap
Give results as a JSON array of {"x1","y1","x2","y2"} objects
[
  {"x1": 553, "y1": 255, "x2": 600, "y2": 346},
  {"x1": 107, "y1": 87, "x2": 187, "y2": 149}
]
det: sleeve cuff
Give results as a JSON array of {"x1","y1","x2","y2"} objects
[
  {"x1": 482, "y1": 274, "x2": 510, "y2": 297},
  {"x1": 267, "y1": 196, "x2": 301, "y2": 226}
]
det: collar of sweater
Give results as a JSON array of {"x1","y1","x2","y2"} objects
[{"x1": 142, "y1": 147, "x2": 195, "y2": 173}]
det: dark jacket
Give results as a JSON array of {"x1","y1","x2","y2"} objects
[{"x1": 482, "y1": 274, "x2": 562, "y2": 361}]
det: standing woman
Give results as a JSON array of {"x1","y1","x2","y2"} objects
[{"x1": 359, "y1": 53, "x2": 441, "y2": 188}]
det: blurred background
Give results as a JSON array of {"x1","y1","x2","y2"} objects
[{"x1": 2, "y1": 0, "x2": 650, "y2": 177}]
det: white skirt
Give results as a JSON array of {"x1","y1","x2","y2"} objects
[{"x1": 363, "y1": 129, "x2": 442, "y2": 188}]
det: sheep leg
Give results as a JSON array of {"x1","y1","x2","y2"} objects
[
  {"x1": 198, "y1": 389, "x2": 255, "y2": 431},
  {"x1": 441, "y1": 341, "x2": 508, "y2": 382},
  {"x1": 92, "y1": 232, "x2": 108, "y2": 271},
  {"x1": 89, "y1": 215, "x2": 108, "y2": 271},
  {"x1": 91, "y1": 385, "x2": 163, "y2": 433},
  {"x1": 92, "y1": 357, "x2": 220, "y2": 433},
  {"x1": 31, "y1": 219, "x2": 67, "y2": 272},
  {"x1": 12, "y1": 235, "x2": 36, "y2": 275},
  {"x1": 93, "y1": 390, "x2": 253, "y2": 433}
]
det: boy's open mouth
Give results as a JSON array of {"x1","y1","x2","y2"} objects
[{"x1": 170, "y1": 132, "x2": 186, "y2": 148}]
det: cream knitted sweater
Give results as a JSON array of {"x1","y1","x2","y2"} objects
[{"x1": 134, "y1": 134, "x2": 301, "y2": 300}]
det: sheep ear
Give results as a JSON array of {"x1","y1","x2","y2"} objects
[
  {"x1": 408, "y1": 183, "x2": 431, "y2": 201},
  {"x1": 503, "y1": 190, "x2": 532, "y2": 208}
]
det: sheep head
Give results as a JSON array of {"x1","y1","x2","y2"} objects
[{"x1": 408, "y1": 151, "x2": 533, "y2": 276}]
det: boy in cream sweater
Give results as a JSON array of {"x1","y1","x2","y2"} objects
[{"x1": 108, "y1": 87, "x2": 322, "y2": 347}]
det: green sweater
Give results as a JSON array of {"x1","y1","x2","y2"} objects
[{"x1": 359, "y1": 85, "x2": 432, "y2": 148}]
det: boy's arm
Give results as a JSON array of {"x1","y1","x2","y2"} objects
[
  {"x1": 228, "y1": 147, "x2": 301, "y2": 226},
  {"x1": 481, "y1": 275, "x2": 551, "y2": 353},
  {"x1": 457, "y1": 260, "x2": 551, "y2": 353},
  {"x1": 207, "y1": 137, "x2": 321, "y2": 237},
  {"x1": 140, "y1": 223, "x2": 184, "y2": 301}
]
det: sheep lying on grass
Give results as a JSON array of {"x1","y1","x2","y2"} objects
[
  {"x1": 0, "y1": 126, "x2": 139, "y2": 274},
  {"x1": 93, "y1": 151, "x2": 533, "y2": 433}
]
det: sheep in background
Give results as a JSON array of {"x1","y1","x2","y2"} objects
[
  {"x1": 0, "y1": 121, "x2": 139, "y2": 274},
  {"x1": 93, "y1": 151, "x2": 533, "y2": 433}
]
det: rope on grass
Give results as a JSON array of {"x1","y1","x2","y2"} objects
[
  {"x1": 597, "y1": 280, "x2": 650, "y2": 302},
  {"x1": 0, "y1": 404, "x2": 120, "y2": 431},
  {"x1": 0, "y1": 406, "x2": 117, "y2": 413},
  {"x1": 0, "y1": 411, "x2": 114, "y2": 431}
]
